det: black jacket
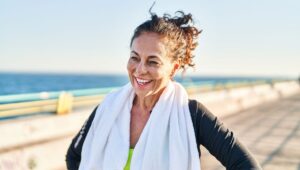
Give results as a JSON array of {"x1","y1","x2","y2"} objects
[{"x1": 66, "y1": 99, "x2": 262, "y2": 170}]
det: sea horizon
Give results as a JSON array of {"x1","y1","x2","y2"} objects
[{"x1": 0, "y1": 71, "x2": 293, "y2": 96}]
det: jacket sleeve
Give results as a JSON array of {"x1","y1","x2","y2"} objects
[
  {"x1": 190, "y1": 100, "x2": 262, "y2": 170},
  {"x1": 65, "y1": 106, "x2": 98, "y2": 170}
]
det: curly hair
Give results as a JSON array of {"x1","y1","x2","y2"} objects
[{"x1": 130, "y1": 11, "x2": 202, "y2": 71}]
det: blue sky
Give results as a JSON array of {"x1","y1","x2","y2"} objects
[{"x1": 0, "y1": 0, "x2": 299, "y2": 78}]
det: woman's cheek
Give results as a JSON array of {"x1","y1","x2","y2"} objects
[{"x1": 127, "y1": 61, "x2": 135, "y2": 72}]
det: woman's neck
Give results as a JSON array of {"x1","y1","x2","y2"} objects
[{"x1": 133, "y1": 90, "x2": 163, "y2": 115}]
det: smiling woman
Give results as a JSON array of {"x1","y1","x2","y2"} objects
[
  {"x1": 128, "y1": 32, "x2": 177, "y2": 106},
  {"x1": 65, "y1": 10, "x2": 262, "y2": 170}
]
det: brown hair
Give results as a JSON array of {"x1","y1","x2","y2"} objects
[{"x1": 130, "y1": 11, "x2": 202, "y2": 71}]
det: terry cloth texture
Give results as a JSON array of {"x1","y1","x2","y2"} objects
[{"x1": 79, "y1": 82, "x2": 201, "y2": 170}]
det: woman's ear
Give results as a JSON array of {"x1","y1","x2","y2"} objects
[
  {"x1": 173, "y1": 59, "x2": 181, "y2": 71},
  {"x1": 173, "y1": 63, "x2": 179, "y2": 72},
  {"x1": 170, "y1": 60, "x2": 180, "y2": 78}
]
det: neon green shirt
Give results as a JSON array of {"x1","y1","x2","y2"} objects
[{"x1": 124, "y1": 149, "x2": 134, "y2": 170}]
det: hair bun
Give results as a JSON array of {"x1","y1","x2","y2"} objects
[
  {"x1": 168, "y1": 11, "x2": 193, "y2": 28},
  {"x1": 131, "y1": 10, "x2": 202, "y2": 73},
  {"x1": 151, "y1": 14, "x2": 159, "y2": 21}
]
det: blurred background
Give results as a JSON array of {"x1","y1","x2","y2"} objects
[{"x1": 0, "y1": 0, "x2": 299, "y2": 170}]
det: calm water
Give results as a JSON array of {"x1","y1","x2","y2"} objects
[{"x1": 0, "y1": 72, "x2": 278, "y2": 95}]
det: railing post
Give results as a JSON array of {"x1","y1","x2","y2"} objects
[{"x1": 56, "y1": 92, "x2": 73, "y2": 115}]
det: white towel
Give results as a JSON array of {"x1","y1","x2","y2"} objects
[{"x1": 79, "y1": 81, "x2": 201, "y2": 170}]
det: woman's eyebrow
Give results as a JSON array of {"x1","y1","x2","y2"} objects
[
  {"x1": 130, "y1": 51, "x2": 139, "y2": 56},
  {"x1": 131, "y1": 50, "x2": 162, "y2": 60},
  {"x1": 148, "y1": 56, "x2": 160, "y2": 60}
]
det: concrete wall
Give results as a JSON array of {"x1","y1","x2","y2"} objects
[
  {"x1": 190, "y1": 81, "x2": 300, "y2": 117},
  {"x1": 0, "y1": 81, "x2": 299, "y2": 170}
]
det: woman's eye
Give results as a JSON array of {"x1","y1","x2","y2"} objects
[
  {"x1": 130, "y1": 56, "x2": 138, "y2": 61},
  {"x1": 148, "y1": 61, "x2": 159, "y2": 65}
]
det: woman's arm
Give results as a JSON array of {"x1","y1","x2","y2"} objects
[
  {"x1": 65, "y1": 106, "x2": 98, "y2": 170},
  {"x1": 190, "y1": 100, "x2": 262, "y2": 170}
]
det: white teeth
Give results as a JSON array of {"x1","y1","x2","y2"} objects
[{"x1": 136, "y1": 78, "x2": 151, "y2": 84}]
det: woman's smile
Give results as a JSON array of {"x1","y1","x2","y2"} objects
[{"x1": 135, "y1": 77, "x2": 153, "y2": 87}]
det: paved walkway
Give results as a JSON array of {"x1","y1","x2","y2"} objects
[{"x1": 200, "y1": 93, "x2": 300, "y2": 170}]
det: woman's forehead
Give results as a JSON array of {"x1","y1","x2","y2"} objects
[{"x1": 131, "y1": 32, "x2": 168, "y2": 57}]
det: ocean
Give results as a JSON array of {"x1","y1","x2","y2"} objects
[{"x1": 0, "y1": 72, "x2": 277, "y2": 96}]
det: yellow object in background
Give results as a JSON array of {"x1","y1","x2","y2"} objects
[{"x1": 56, "y1": 92, "x2": 73, "y2": 115}]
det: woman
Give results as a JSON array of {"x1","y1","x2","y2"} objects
[{"x1": 66, "y1": 11, "x2": 261, "y2": 170}]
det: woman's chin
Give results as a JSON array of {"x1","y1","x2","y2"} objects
[{"x1": 133, "y1": 86, "x2": 152, "y2": 97}]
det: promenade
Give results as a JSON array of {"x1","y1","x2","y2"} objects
[
  {"x1": 200, "y1": 93, "x2": 300, "y2": 170},
  {"x1": 0, "y1": 81, "x2": 299, "y2": 170}
]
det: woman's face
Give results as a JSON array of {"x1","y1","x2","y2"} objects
[{"x1": 127, "y1": 32, "x2": 179, "y2": 98}]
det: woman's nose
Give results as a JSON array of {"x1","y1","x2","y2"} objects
[{"x1": 136, "y1": 62, "x2": 147, "y2": 75}]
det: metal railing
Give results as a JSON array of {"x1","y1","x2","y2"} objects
[{"x1": 0, "y1": 79, "x2": 284, "y2": 119}]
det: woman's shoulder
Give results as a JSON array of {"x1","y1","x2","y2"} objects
[{"x1": 188, "y1": 99, "x2": 215, "y2": 119}]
